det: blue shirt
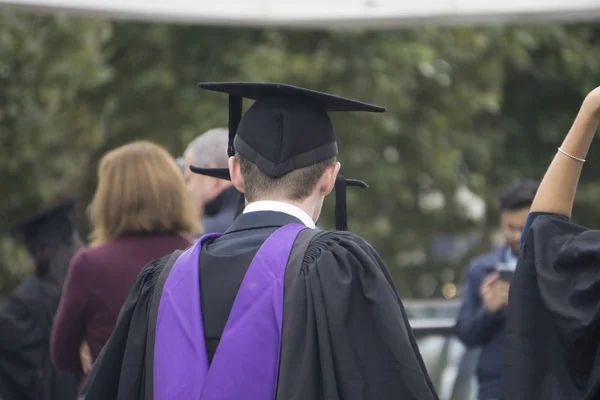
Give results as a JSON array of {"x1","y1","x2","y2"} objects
[{"x1": 455, "y1": 245, "x2": 511, "y2": 400}]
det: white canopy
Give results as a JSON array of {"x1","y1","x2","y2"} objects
[{"x1": 1, "y1": 0, "x2": 599, "y2": 28}]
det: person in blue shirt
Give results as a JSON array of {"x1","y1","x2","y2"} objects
[{"x1": 455, "y1": 179, "x2": 539, "y2": 400}]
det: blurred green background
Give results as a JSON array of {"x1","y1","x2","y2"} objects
[{"x1": 2, "y1": 10, "x2": 600, "y2": 297}]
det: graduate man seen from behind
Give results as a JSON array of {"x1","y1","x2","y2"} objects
[{"x1": 81, "y1": 82, "x2": 439, "y2": 400}]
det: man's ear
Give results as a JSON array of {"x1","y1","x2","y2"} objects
[
  {"x1": 229, "y1": 156, "x2": 245, "y2": 193},
  {"x1": 319, "y1": 162, "x2": 341, "y2": 196}
]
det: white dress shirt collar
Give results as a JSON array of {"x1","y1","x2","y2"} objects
[{"x1": 243, "y1": 200, "x2": 316, "y2": 228}]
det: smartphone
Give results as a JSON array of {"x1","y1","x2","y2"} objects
[
  {"x1": 498, "y1": 269, "x2": 514, "y2": 282},
  {"x1": 484, "y1": 266, "x2": 496, "y2": 274}
]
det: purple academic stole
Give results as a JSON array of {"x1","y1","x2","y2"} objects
[{"x1": 152, "y1": 223, "x2": 307, "y2": 400}]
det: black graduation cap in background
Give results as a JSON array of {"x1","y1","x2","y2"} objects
[
  {"x1": 10, "y1": 199, "x2": 77, "y2": 255},
  {"x1": 190, "y1": 82, "x2": 386, "y2": 231}
]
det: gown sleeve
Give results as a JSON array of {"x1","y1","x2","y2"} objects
[
  {"x1": 529, "y1": 215, "x2": 600, "y2": 374},
  {"x1": 277, "y1": 231, "x2": 439, "y2": 400},
  {"x1": 81, "y1": 256, "x2": 166, "y2": 400},
  {"x1": 0, "y1": 278, "x2": 44, "y2": 358},
  {"x1": 0, "y1": 299, "x2": 33, "y2": 357},
  {"x1": 504, "y1": 212, "x2": 600, "y2": 399}
]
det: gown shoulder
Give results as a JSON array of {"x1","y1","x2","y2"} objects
[
  {"x1": 505, "y1": 213, "x2": 600, "y2": 399},
  {"x1": 276, "y1": 229, "x2": 439, "y2": 400},
  {"x1": 81, "y1": 255, "x2": 170, "y2": 400}
]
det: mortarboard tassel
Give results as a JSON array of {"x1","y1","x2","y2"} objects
[
  {"x1": 227, "y1": 96, "x2": 243, "y2": 157},
  {"x1": 334, "y1": 175, "x2": 368, "y2": 231}
]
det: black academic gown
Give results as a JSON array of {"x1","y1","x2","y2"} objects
[
  {"x1": 81, "y1": 211, "x2": 438, "y2": 400},
  {"x1": 0, "y1": 277, "x2": 80, "y2": 400},
  {"x1": 504, "y1": 213, "x2": 600, "y2": 400}
]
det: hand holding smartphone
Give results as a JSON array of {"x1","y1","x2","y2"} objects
[{"x1": 497, "y1": 269, "x2": 514, "y2": 282}]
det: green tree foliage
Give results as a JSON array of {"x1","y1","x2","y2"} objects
[
  {"x1": 2, "y1": 10, "x2": 600, "y2": 297},
  {"x1": 0, "y1": 12, "x2": 112, "y2": 290}
]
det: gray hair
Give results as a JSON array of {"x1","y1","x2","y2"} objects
[{"x1": 184, "y1": 128, "x2": 229, "y2": 168}]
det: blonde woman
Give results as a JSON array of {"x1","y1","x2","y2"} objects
[{"x1": 50, "y1": 141, "x2": 200, "y2": 386}]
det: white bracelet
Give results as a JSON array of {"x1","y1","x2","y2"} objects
[{"x1": 558, "y1": 147, "x2": 586, "y2": 163}]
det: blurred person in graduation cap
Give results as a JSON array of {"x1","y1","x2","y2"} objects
[
  {"x1": 50, "y1": 141, "x2": 199, "y2": 390},
  {"x1": 503, "y1": 87, "x2": 600, "y2": 399},
  {"x1": 81, "y1": 82, "x2": 439, "y2": 400},
  {"x1": 179, "y1": 128, "x2": 240, "y2": 235},
  {"x1": 0, "y1": 200, "x2": 81, "y2": 400}
]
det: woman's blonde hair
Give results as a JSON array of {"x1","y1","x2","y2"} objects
[{"x1": 90, "y1": 140, "x2": 201, "y2": 246}]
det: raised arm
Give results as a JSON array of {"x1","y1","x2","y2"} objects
[{"x1": 531, "y1": 88, "x2": 600, "y2": 216}]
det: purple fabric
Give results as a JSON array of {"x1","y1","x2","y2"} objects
[{"x1": 153, "y1": 223, "x2": 306, "y2": 400}]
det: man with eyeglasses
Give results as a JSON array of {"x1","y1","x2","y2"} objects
[{"x1": 454, "y1": 180, "x2": 539, "y2": 400}]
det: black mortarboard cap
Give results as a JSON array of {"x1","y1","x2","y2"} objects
[
  {"x1": 191, "y1": 82, "x2": 385, "y2": 231},
  {"x1": 10, "y1": 199, "x2": 77, "y2": 254}
]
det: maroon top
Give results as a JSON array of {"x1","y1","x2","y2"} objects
[{"x1": 50, "y1": 233, "x2": 192, "y2": 375}]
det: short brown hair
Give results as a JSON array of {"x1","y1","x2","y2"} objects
[
  {"x1": 237, "y1": 155, "x2": 336, "y2": 202},
  {"x1": 90, "y1": 141, "x2": 200, "y2": 245}
]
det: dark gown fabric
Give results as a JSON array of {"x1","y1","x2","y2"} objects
[
  {"x1": 81, "y1": 211, "x2": 438, "y2": 400},
  {"x1": 200, "y1": 186, "x2": 240, "y2": 235},
  {"x1": 0, "y1": 277, "x2": 80, "y2": 400},
  {"x1": 504, "y1": 213, "x2": 600, "y2": 400}
]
